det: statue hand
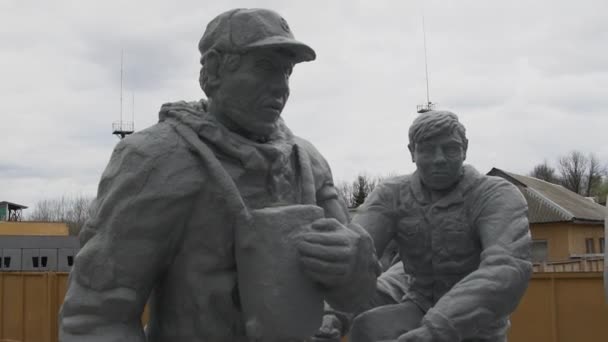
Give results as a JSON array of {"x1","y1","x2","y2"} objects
[
  {"x1": 297, "y1": 218, "x2": 362, "y2": 288},
  {"x1": 311, "y1": 314, "x2": 342, "y2": 342}
]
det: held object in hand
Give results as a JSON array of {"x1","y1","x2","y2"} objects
[{"x1": 236, "y1": 204, "x2": 325, "y2": 342}]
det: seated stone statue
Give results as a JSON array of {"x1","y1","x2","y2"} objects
[
  {"x1": 59, "y1": 8, "x2": 379, "y2": 342},
  {"x1": 349, "y1": 111, "x2": 533, "y2": 342}
]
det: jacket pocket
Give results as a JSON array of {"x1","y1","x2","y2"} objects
[
  {"x1": 443, "y1": 223, "x2": 477, "y2": 256},
  {"x1": 397, "y1": 218, "x2": 426, "y2": 257}
]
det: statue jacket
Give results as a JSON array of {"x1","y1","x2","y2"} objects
[
  {"x1": 353, "y1": 165, "x2": 533, "y2": 341},
  {"x1": 59, "y1": 100, "x2": 377, "y2": 342}
]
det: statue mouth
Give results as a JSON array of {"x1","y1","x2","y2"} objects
[{"x1": 264, "y1": 100, "x2": 284, "y2": 111}]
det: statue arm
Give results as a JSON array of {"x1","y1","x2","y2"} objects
[
  {"x1": 420, "y1": 180, "x2": 532, "y2": 341},
  {"x1": 314, "y1": 182, "x2": 399, "y2": 313},
  {"x1": 313, "y1": 182, "x2": 403, "y2": 339},
  {"x1": 59, "y1": 131, "x2": 200, "y2": 341},
  {"x1": 312, "y1": 181, "x2": 381, "y2": 312},
  {"x1": 352, "y1": 182, "x2": 398, "y2": 260}
]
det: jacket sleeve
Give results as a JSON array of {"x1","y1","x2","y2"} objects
[
  {"x1": 319, "y1": 181, "x2": 404, "y2": 312},
  {"x1": 59, "y1": 128, "x2": 202, "y2": 342},
  {"x1": 352, "y1": 181, "x2": 399, "y2": 259},
  {"x1": 421, "y1": 180, "x2": 532, "y2": 341},
  {"x1": 293, "y1": 138, "x2": 380, "y2": 312}
]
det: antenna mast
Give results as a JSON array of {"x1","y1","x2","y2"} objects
[
  {"x1": 112, "y1": 49, "x2": 135, "y2": 139},
  {"x1": 132, "y1": 92, "x2": 135, "y2": 129},
  {"x1": 120, "y1": 50, "x2": 123, "y2": 124},
  {"x1": 417, "y1": 10, "x2": 436, "y2": 113},
  {"x1": 423, "y1": 13, "x2": 430, "y2": 106}
]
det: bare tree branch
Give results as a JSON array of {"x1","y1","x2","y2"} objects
[
  {"x1": 529, "y1": 160, "x2": 557, "y2": 183},
  {"x1": 558, "y1": 151, "x2": 588, "y2": 194},
  {"x1": 26, "y1": 195, "x2": 94, "y2": 235},
  {"x1": 585, "y1": 153, "x2": 606, "y2": 197}
]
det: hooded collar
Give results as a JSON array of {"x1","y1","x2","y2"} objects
[{"x1": 158, "y1": 99, "x2": 296, "y2": 172}]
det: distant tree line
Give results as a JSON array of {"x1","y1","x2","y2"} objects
[
  {"x1": 529, "y1": 151, "x2": 608, "y2": 201},
  {"x1": 26, "y1": 195, "x2": 94, "y2": 236}
]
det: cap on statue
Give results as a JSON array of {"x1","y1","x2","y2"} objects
[{"x1": 199, "y1": 8, "x2": 316, "y2": 63}]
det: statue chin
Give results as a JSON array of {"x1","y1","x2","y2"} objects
[{"x1": 422, "y1": 176, "x2": 459, "y2": 192}]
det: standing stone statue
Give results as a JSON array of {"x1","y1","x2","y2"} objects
[
  {"x1": 59, "y1": 8, "x2": 379, "y2": 342},
  {"x1": 349, "y1": 111, "x2": 533, "y2": 342}
]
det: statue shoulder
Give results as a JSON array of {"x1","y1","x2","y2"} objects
[
  {"x1": 293, "y1": 136, "x2": 327, "y2": 162},
  {"x1": 105, "y1": 122, "x2": 200, "y2": 181}
]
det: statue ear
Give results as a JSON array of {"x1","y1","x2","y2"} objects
[
  {"x1": 462, "y1": 138, "x2": 469, "y2": 161},
  {"x1": 203, "y1": 50, "x2": 222, "y2": 91},
  {"x1": 408, "y1": 144, "x2": 416, "y2": 163}
]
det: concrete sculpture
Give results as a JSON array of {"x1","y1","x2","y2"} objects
[
  {"x1": 349, "y1": 111, "x2": 533, "y2": 342},
  {"x1": 59, "y1": 8, "x2": 379, "y2": 342}
]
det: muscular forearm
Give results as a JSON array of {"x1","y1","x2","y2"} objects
[
  {"x1": 59, "y1": 278, "x2": 147, "y2": 342},
  {"x1": 322, "y1": 222, "x2": 381, "y2": 312},
  {"x1": 422, "y1": 251, "x2": 532, "y2": 340}
]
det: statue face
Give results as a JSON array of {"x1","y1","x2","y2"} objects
[
  {"x1": 213, "y1": 48, "x2": 294, "y2": 137},
  {"x1": 410, "y1": 131, "x2": 467, "y2": 191}
]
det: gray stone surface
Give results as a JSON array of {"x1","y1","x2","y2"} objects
[
  {"x1": 58, "y1": 8, "x2": 378, "y2": 342},
  {"x1": 349, "y1": 111, "x2": 533, "y2": 342},
  {"x1": 237, "y1": 205, "x2": 325, "y2": 341}
]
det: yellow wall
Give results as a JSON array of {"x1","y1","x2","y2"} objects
[
  {"x1": 531, "y1": 222, "x2": 604, "y2": 261},
  {"x1": 0, "y1": 222, "x2": 69, "y2": 236},
  {"x1": 509, "y1": 272, "x2": 608, "y2": 342},
  {"x1": 0, "y1": 272, "x2": 67, "y2": 342},
  {"x1": 2, "y1": 272, "x2": 608, "y2": 342},
  {"x1": 531, "y1": 223, "x2": 571, "y2": 261},
  {"x1": 568, "y1": 224, "x2": 604, "y2": 255},
  {"x1": 0, "y1": 272, "x2": 143, "y2": 342}
]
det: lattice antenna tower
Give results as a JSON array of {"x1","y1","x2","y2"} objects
[{"x1": 112, "y1": 50, "x2": 135, "y2": 139}]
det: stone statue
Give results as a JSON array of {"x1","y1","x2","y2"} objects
[
  {"x1": 348, "y1": 111, "x2": 533, "y2": 342},
  {"x1": 59, "y1": 8, "x2": 379, "y2": 342}
]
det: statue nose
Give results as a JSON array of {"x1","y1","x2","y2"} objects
[{"x1": 432, "y1": 147, "x2": 447, "y2": 163}]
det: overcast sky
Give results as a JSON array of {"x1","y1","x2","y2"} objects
[{"x1": 1, "y1": 0, "x2": 607, "y2": 209}]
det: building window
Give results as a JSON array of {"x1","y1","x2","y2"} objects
[
  {"x1": 532, "y1": 240, "x2": 548, "y2": 262},
  {"x1": 600, "y1": 238, "x2": 605, "y2": 254},
  {"x1": 585, "y1": 238, "x2": 595, "y2": 254},
  {"x1": 3, "y1": 257, "x2": 10, "y2": 268}
]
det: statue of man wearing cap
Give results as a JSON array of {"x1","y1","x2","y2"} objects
[{"x1": 59, "y1": 8, "x2": 379, "y2": 342}]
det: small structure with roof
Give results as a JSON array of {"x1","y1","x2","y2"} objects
[
  {"x1": 488, "y1": 168, "x2": 606, "y2": 265},
  {"x1": 0, "y1": 201, "x2": 27, "y2": 222}
]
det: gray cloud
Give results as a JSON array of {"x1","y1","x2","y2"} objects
[{"x1": 1, "y1": 0, "x2": 607, "y2": 209}]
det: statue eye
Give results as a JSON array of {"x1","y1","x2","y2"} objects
[
  {"x1": 443, "y1": 144, "x2": 461, "y2": 156},
  {"x1": 255, "y1": 59, "x2": 276, "y2": 71},
  {"x1": 417, "y1": 145, "x2": 434, "y2": 155}
]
